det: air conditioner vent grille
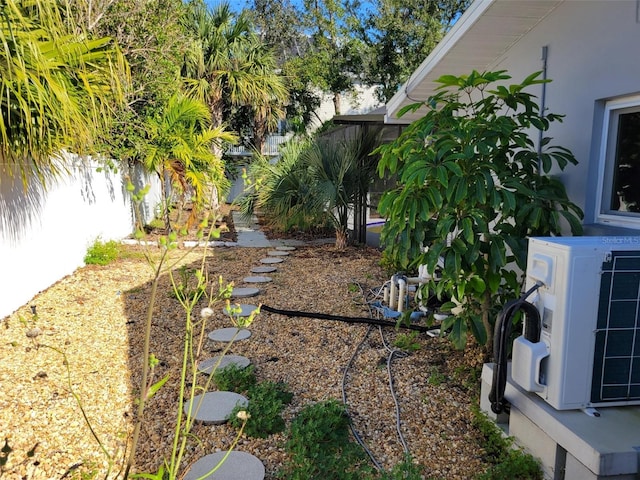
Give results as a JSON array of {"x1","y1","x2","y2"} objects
[{"x1": 591, "y1": 251, "x2": 640, "y2": 403}]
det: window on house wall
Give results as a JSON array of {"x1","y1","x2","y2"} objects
[{"x1": 596, "y1": 95, "x2": 640, "y2": 228}]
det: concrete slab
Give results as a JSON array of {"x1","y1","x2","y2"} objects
[
  {"x1": 198, "y1": 355, "x2": 251, "y2": 375},
  {"x1": 184, "y1": 391, "x2": 248, "y2": 425},
  {"x1": 260, "y1": 257, "x2": 284, "y2": 264},
  {"x1": 232, "y1": 211, "x2": 271, "y2": 248},
  {"x1": 267, "y1": 250, "x2": 290, "y2": 256},
  {"x1": 230, "y1": 287, "x2": 260, "y2": 298},
  {"x1": 208, "y1": 327, "x2": 251, "y2": 342},
  {"x1": 235, "y1": 232, "x2": 271, "y2": 248},
  {"x1": 275, "y1": 246, "x2": 296, "y2": 251},
  {"x1": 251, "y1": 266, "x2": 277, "y2": 273},
  {"x1": 270, "y1": 239, "x2": 305, "y2": 247},
  {"x1": 243, "y1": 276, "x2": 272, "y2": 283},
  {"x1": 480, "y1": 363, "x2": 640, "y2": 478},
  {"x1": 183, "y1": 451, "x2": 265, "y2": 480},
  {"x1": 223, "y1": 304, "x2": 259, "y2": 317}
]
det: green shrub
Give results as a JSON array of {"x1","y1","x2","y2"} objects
[
  {"x1": 476, "y1": 449, "x2": 542, "y2": 480},
  {"x1": 377, "y1": 70, "x2": 583, "y2": 352},
  {"x1": 229, "y1": 381, "x2": 293, "y2": 438},
  {"x1": 84, "y1": 238, "x2": 120, "y2": 265},
  {"x1": 472, "y1": 406, "x2": 542, "y2": 479},
  {"x1": 281, "y1": 399, "x2": 376, "y2": 480},
  {"x1": 381, "y1": 454, "x2": 425, "y2": 480},
  {"x1": 213, "y1": 364, "x2": 256, "y2": 393}
]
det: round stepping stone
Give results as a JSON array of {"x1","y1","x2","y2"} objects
[
  {"x1": 275, "y1": 246, "x2": 296, "y2": 251},
  {"x1": 230, "y1": 287, "x2": 260, "y2": 298},
  {"x1": 260, "y1": 257, "x2": 284, "y2": 264},
  {"x1": 198, "y1": 355, "x2": 251, "y2": 375},
  {"x1": 243, "y1": 276, "x2": 272, "y2": 283},
  {"x1": 208, "y1": 327, "x2": 251, "y2": 342},
  {"x1": 184, "y1": 451, "x2": 265, "y2": 480},
  {"x1": 184, "y1": 391, "x2": 248, "y2": 425},
  {"x1": 267, "y1": 250, "x2": 290, "y2": 256},
  {"x1": 251, "y1": 265, "x2": 277, "y2": 273},
  {"x1": 223, "y1": 303, "x2": 259, "y2": 317}
]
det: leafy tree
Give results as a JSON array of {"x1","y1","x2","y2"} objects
[
  {"x1": 246, "y1": 0, "x2": 323, "y2": 133},
  {"x1": 72, "y1": 0, "x2": 188, "y2": 172},
  {"x1": 143, "y1": 94, "x2": 236, "y2": 231},
  {"x1": 247, "y1": 0, "x2": 306, "y2": 63},
  {"x1": 301, "y1": 0, "x2": 365, "y2": 115},
  {"x1": 0, "y1": 0, "x2": 126, "y2": 186},
  {"x1": 377, "y1": 71, "x2": 583, "y2": 353},
  {"x1": 359, "y1": 0, "x2": 470, "y2": 102},
  {"x1": 280, "y1": 58, "x2": 323, "y2": 133},
  {"x1": 73, "y1": 0, "x2": 187, "y2": 109}
]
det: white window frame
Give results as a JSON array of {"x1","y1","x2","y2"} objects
[{"x1": 595, "y1": 94, "x2": 640, "y2": 229}]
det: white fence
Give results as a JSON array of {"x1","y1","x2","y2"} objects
[
  {"x1": 0, "y1": 158, "x2": 161, "y2": 319},
  {"x1": 225, "y1": 134, "x2": 292, "y2": 157}
]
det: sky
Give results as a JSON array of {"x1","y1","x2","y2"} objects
[
  {"x1": 227, "y1": 0, "x2": 250, "y2": 11},
  {"x1": 210, "y1": 0, "x2": 319, "y2": 14}
]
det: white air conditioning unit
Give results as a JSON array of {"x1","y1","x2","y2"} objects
[{"x1": 511, "y1": 236, "x2": 640, "y2": 410}]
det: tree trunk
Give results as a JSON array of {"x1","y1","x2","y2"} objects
[
  {"x1": 208, "y1": 95, "x2": 224, "y2": 211},
  {"x1": 160, "y1": 170, "x2": 172, "y2": 233},
  {"x1": 253, "y1": 114, "x2": 267, "y2": 155},
  {"x1": 335, "y1": 228, "x2": 348, "y2": 250},
  {"x1": 482, "y1": 288, "x2": 493, "y2": 361},
  {"x1": 333, "y1": 92, "x2": 341, "y2": 115}
]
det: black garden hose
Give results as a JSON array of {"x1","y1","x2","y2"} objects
[{"x1": 260, "y1": 304, "x2": 439, "y2": 333}]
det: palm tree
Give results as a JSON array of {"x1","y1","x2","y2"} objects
[
  {"x1": 241, "y1": 128, "x2": 382, "y2": 249},
  {"x1": 182, "y1": 1, "x2": 288, "y2": 153},
  {"x1": 303, "y1": 128, "x2": 382, "y2": 249},
  {"x1": 144, "y1": 94, "x2": 236, "y2": 231},
  {"x1": 0, "y1": 0, "x2": 126, "y2": 187},
  {"x1": 239, "y1": 139, "x2": 320, "y2": 232}
]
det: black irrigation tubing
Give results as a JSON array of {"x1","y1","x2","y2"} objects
[{"x1": 260, "y1": 304, "x2": 440, "y2": 333}]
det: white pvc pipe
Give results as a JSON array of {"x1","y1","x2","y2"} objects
[
  {"x1": 389, "y1": 275, "x2": 398, "y2": 310},
  {"x1": 397, "y1": 278, "x2": 407, "y2": 312}
]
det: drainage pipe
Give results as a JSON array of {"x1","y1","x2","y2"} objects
[{"x1": 260, "y1": 304, "x2": 439, "y2": 333}]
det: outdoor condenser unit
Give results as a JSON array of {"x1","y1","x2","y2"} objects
[{"x1": 511, "y1": 236, "x2": 640, "y2": 410}]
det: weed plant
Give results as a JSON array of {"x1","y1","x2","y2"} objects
[
  {"x1": 59, "y1": 196, "x2": 258, "y2": 479},
  {"x1": 84, "y1": 238, "x2": 120, "y2": 265},
  {"x1": 229, "y1": 381, "x2": 293, "y2": 438},
  {"x1": 281, "y1": 399, "x2": 376, "y2": 480},
  {"x1": 169, "y1": 265, "x2": 207, "y2": 302},
  {"x1": 380, "y1": 454, "x2": 425, "y2": 480},
  {"x1": 213, "y1": 364, "x2": 257, "y2": 393},
  {"x1": 392, "y1": 331, "x2": 421, "y2": 352},
  {"x1": 426, "y1": 367, "x2": 447, "y2": 386}
]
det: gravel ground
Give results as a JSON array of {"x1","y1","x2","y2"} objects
[{"x1": 1, "y1": 226, "x2": 489, "y2": 479}]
